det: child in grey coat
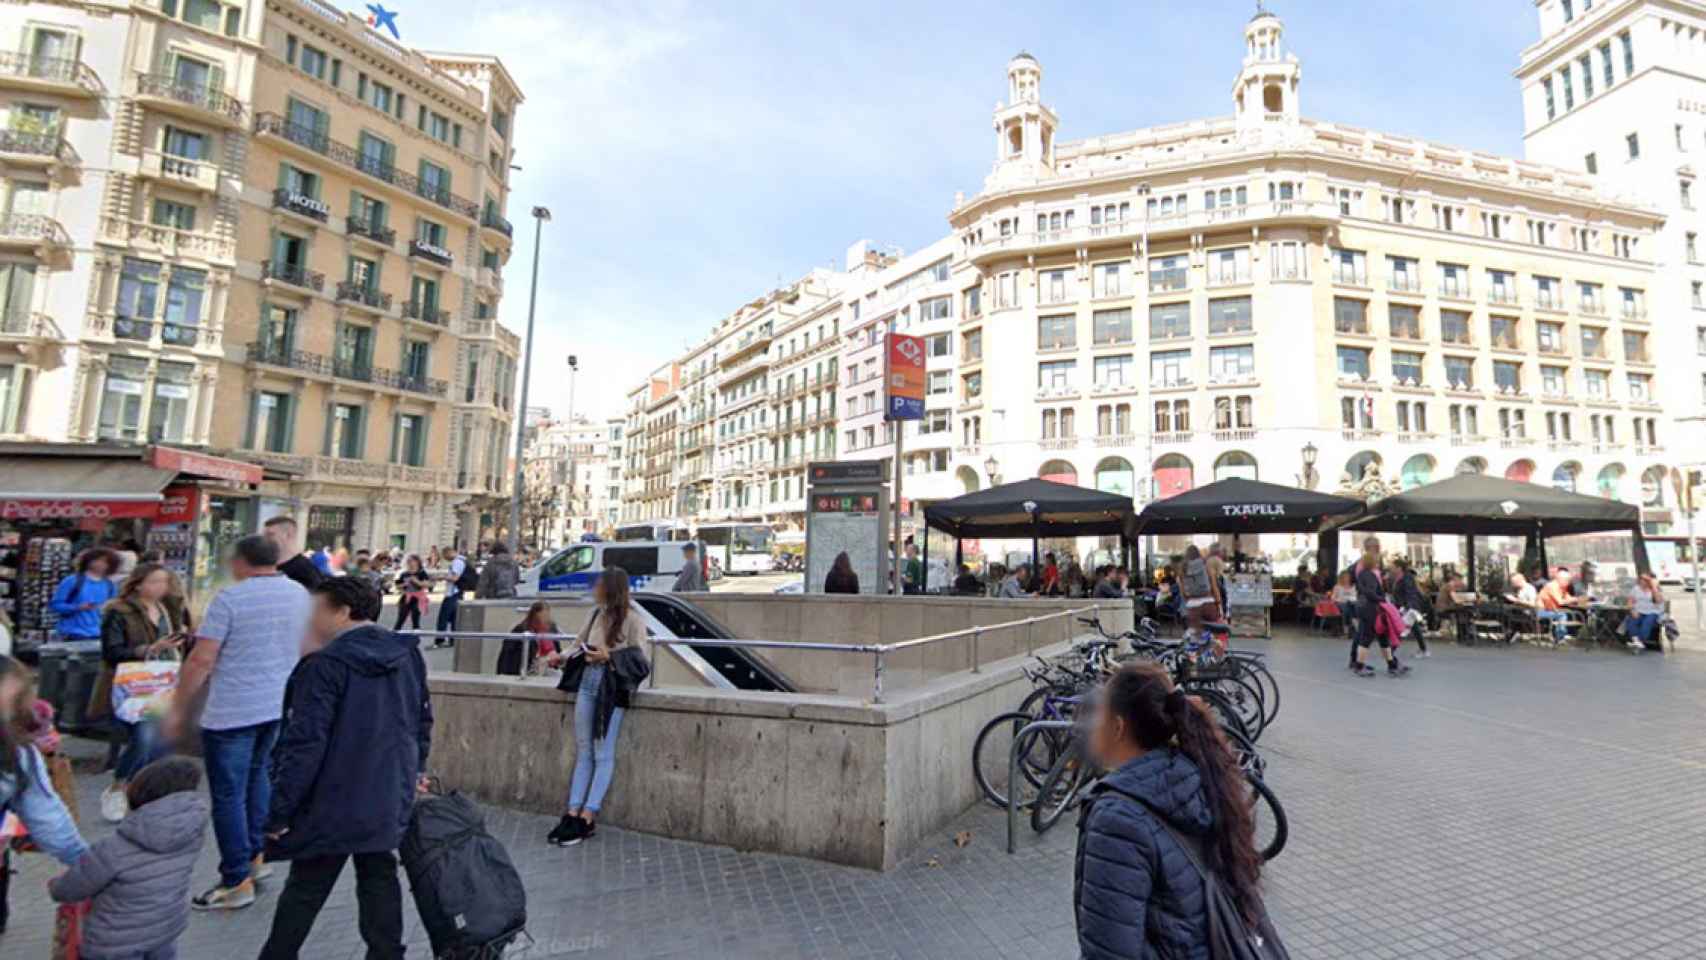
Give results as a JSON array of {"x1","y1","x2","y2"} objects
[{"x1": 50, "y1": 758, "x2": 208, "y2": 960}]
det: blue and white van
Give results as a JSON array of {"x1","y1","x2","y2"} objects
[{"x1": 519, "y1": 540, "x2": 703, "y2": 596}]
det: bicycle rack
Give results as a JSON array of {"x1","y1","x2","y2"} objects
[{"x1": 1006, "y1": 719, "x2": 1078, "y2": 855}]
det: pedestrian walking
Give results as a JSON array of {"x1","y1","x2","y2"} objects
[
  {"x1": 475, "y1": 542, "x2": 519, "y2": 600},
  {"x1": 434, "y1": 546, "x2": 475, "y2": 647},
  {"x1": 163, "y1": 536, "x2": 310, "y2": 910},
  {"x1": 544, "y1": 568, "x2": 649, "y2": 846},
  {"x1": 673, "y1": 543, "x2": 707, "y2": 592},
  {"x1": 1388, "y1": 558, "x2": 1431, "y2": 658},
  {"x1": 1350, "y1": 542, "x2": 1408, "y2": 677},
  {"x1": 902, "y1": 543, "x2": 923, "y2": 595},
  {"x1": 0, "y1": 654, "x2": 89, "y2": 934},
  {"x1": 263, "y1": 517, "x2": 323, "y2": 591},
  {"x1": 48, "y1": 758, "x2": 208, "y2": 960},
  {"x1": 258, "y1": 577, "x2": 431, "y2": 960},
  {"x1": 393, "y1": 554, "x2": 432, "y2": 633},
  {"x1": 49, "y1": 547, "x2": 118, "y2": 645},
  {"x1": 1075, "y1": 662, "x2": 1275, "y2": 959},
  {"x1": 97, "y1": 563, "x2": 190, "y2": 823},
  {"x1": 1179, "y1": 545, "x2": 1222, "y2": 637},
  {"x1": 823, "y1": 552, "x2": 860, "y2": 594}
]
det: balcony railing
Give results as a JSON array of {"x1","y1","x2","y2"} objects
[
  {"x1": 480, "y1": 208, "x2": 513, "y2": 237},
  {"x1": 1488, "y1": 288, "x2": 1520, "y2": 306},
  {"x1": 247, "y1": 340, "x2": 447, "y2": 396},
  {"x1": 0, "y1": 306, "x2": 56, "y2": 338},
  {"x1": 0, "y1": 128, "x2": 76, "y2": 163},
  {"x1": 335, "y1": 280, "x2": 391, "y2": 311},
  {"x1": 1580, "y1": 299, "x2": 1606, "y2": 316},
  {"x1": 402, "y1": 300, "x2": 449, "y2": 326},
  {"x1": 0, "y1": 51, "x2": 100, "y2": 93},
  {"x1": 254, "y1": 113, "x2": 481, "y2": 219},
  {"x1": 112, "y1": 316, "x2": 201, "y2": 347},
  {"x1": 262, "y1": 260, "x2": 324, "y2": 292},
  {"x1": 135, "y1": 72, "x2": 246, "y2": 123},
  {"x1": 273, "y1": 187, "x2": 329, "y2": 222},
  {"x1": 0, "y1": 213, "x2": 70, "y2": 247},
  {"x1": 1388, "y1": 274, "x2": 1422, "y2": 294},
  {"x1": 346, "y1": 215, "x2": 395, "y2": 246}
]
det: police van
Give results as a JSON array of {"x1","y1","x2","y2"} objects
[{"x1": 518, "y1": 540, "x2": 703, "y2": 596}]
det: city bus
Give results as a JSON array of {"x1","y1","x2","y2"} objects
[
  {"x1": 696, "y1": 522, "x2": 775, "y2": 575},
  {"x1": 1639, "y1": 535, "x2": 1706, "y2": 589},
  {"x1": 613, "y1": 521, "x2": 690, "y2": 543}
]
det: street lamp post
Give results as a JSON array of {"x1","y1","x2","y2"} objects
[{"x1": 508, "y1": 206, "x2": 551, "y2": 552}]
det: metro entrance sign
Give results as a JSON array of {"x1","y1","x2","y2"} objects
[
  {"x1": 804, "y1": 461, "x2": 889, "y2": 595},
  {"x1": 884, "y1": 334, "x2": 925, "y2": 421}
]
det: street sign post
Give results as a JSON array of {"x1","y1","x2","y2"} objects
[{"x1": 885, "y1": 334, "x2": 926, "y2": 594}]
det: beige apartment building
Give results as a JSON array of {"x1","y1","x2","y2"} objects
[
  {"x1": 626, "y1": 9, "x2": 1693, "y2": 563},
  {"x1": 0, "y1": 0, "x2": 521, "y2": 553}
]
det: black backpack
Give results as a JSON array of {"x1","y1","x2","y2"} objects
[
  {"x1": 399, "y1": 791, "x2": 527, "y2": 959},
  {"x1": 454, "y1": 560, "x2": 480, "y2": 595},
  {"x1": 1106, "y1": 787, "x2": 1292, "y2": 960}
]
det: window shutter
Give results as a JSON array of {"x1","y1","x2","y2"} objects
[
  {"x1": 209, "y1": 63, "x2": 224, "y2": 96},
  {"x1": 389, "y1": 412, "x2": 401, "y2": 462},
  {"x1": 242, "y1": 391, "x2": 258, "y2": 448},
  {"x1": 281, "y1": 395, "x2": 298, "y2": 450},
  {"x1": 353, "y1": 406, "x2": 367, "y2": 458},
  {"x1": 321, "y1": 402, "x2": 335, "y2": 455},
  {"x1": 415, "y1": 415, "x2": 430, "y2": 467}
]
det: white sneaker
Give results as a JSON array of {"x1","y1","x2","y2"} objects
[{"x1": 100, "y1": 784, "x2": 129, "y2": 823}]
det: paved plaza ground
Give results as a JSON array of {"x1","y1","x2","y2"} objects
[{"x1": 5, "y1": 628, "x2": 1705, "y2": 959}]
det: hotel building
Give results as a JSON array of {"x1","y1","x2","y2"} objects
[{"x1": 0, "y1": 0, "x2": 525, "y2": 552}]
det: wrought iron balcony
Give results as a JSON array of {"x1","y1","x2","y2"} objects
[
  {"x1": 480, "y1": 208, "x2": 513, "y2": 237},
  {"x1": 408, "y1": 238, "x2": 454, "y2": 266},
  {"x1": 402, "y1": 300, "x2": 450, "y2": 326},
  {"x1": 335, "y1": 281, "x2": 391, "y2": 311},
  {"x1": 254, "y1": 112, "x2": 480, "y2": 219},
  {"x1": 272, "y1": 187, "x2": 329, "y2": 223},
  {"x1": 135, "y1": 72, "x2": 246, "y2": 124},
  {"x1": 262, "y1": 260, "x2": 324, "y2": 292},
  {"x1": 0, "y1": 128, "x2": 76, "y2": 164},
  {"x1": 0, "y1": 52, "x2": 101, "y2": 94},
  {"x1": 346, "y1": 215, "x2": 395, "y2": 246}
]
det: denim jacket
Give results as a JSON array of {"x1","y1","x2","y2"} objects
[{"x1": 0, "y1": 745, "x2": 90, "y2": 865}]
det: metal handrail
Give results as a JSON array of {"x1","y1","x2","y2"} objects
[{"x1": 1008, "y1": 719, "x2": 1076, "y2": 854}]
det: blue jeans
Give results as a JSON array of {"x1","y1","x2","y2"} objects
[
  {"x1": 1627, "y1": 612, "x2": 1661, "y2": 647},
  {"x1": 435, "y1": 592, "x2": 461, "y2": 642},
  {"x1": 113, "y1": 716, "x2": 167, "y2": 781},
  {"x1": 567, "y1": 665, "x2": 624, "y2": 814},
  {"x1": 1537, "y1": 609, "x2": 1569, "y2": 640},
  {"x1": 202, "y1": 720, "x2": 280, "y2": 887}
]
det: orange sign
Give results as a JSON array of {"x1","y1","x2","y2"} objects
[{"x1": 885, "y1": 334, "x2": 926, "y2": 421}]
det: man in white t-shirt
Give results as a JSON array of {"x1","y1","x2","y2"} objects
[
  {"x1": 166, "y1": 534, "x2": 310, "y2": 911},
  {"x1": 434, "y1": 546, "x2": 470, "y2": 647}
]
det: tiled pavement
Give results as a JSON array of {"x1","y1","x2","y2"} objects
[{"x1": 5, "y1": 631, "x2": 1706, "y2": 959}]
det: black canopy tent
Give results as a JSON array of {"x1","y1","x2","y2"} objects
[
  {"x1": 1132, "y1": 477, "x2": 1366, "y2": 582},
  {"x1": 922, "y1": 478, "x2": 1138, "y2": 581},
  {"x1": 1333, "y1": 473, "x2": 1649, "y2": 588}
]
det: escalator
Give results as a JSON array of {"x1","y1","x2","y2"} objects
[{"x1": 633, "y1": 593, "x2": 795, "y2": 692}]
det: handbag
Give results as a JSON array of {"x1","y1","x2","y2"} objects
[
  {"x1": 1101, "y1": 786, "x2": 1292, "y2": 960},
  {"x1": 111, "y1": 651, "x2": 181, "y2": 724}
]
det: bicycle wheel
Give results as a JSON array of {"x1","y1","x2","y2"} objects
[
  {"x1": 1245, "y1": 659, "x2": 1281, "y2": 728},
  {"x1": 1030, "y1": 740, "x2": 1089, "y2": 834},
  {"x1": 1247, "y1": 773, "x2": 1288, "y2": 862},
  {"x1": 1222, "y1": 720, "x2": 1265, "y2": 781},
  {"x1": 1183, "y1": 685, "x2": 1253, "y2": 746},
  {"x1": 972, "y1": 711, "x2": 1053, "y2": 807},
  {"x1": 1215, "y1": 675, "x2": 1267, "y2": 742}
]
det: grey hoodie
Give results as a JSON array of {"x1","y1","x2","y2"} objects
[{"x1": 49, "y1": 791, "x2": 209, "y2": 960}]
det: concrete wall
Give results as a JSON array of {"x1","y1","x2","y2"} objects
[
  {"x1": 452, "y1": 593, "x2": 1133, "y2": 697},
  {"x1": 426, "y1": 638, "x2": 1080, "y2": 869}
]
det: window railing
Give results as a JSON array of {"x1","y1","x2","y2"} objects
[
  {"x1": 1580, "y1": 297, "x2": 1605, "y2": 316},
  {"x1": 480, "y1": 208, "x2": 514, "y2": 237},
  {"x1": 1439, "y1": 279, "x2": 1470, "y2": 298},
  {"x1": 0, "y1": 212, "x2": 70, "y2": 246},
  {"x1": 254, "y1": 113, "x2": 481, "y2": 219},
  {"x1": 272, "y1": 187, "x2": 329, "y2": 222},
  {"x1": 0, "y1": 128, "x2": 76, "y2": 163},
  {"x1": 346, "y1": 215, "x2": 395, "y2": 246},
  {"x1": 1488, "y1": 288, "x2": 1520, "y2": 306},
  {"x1": 0, "y1": 51, "x2": 101, "y2": 92},
  {"x1": 136, "y1": 72, "x2": 246, "y2": 122},
  {"x1": 1388, "y1": 273, "x2": 1422, "y2": 294},
  {"x1": 335, "y1": 280, "x2": 391, "y2": 311},
  {"x1": 1149, "y1": 268, "x2": 1188, "y2": 292},
  {"x1": 262, "y1": 260, "x2": 324, "y2": 291},
  {"x1": 1331, "y1": 265, "x2": 1367, "y2": 285},
  {"x1": 1334, "y1": 316, "x2": 1369, "y2": 335}
]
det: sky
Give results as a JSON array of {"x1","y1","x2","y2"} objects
[{"x1": 392, "y1": 0, "x2": 1540, "y2": 424}]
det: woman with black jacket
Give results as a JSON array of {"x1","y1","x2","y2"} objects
[
  {"x1": 1388, "y1": 558, "x2": 1431, "y2": 658},
  {"x1": 1350, "y1": 545, "x2": 1409, "y2": 677},
  {"x1": 1074, "y1": 661, "x2": 1275, "y2": 958},
  {"x1": 542, "y1": 567, "x2": 649, "y2": 846},
  {"x1": 393, "y1": 554, "x2": 432, "y2": 632},
  {"x1": 823, "y1": 551, "x2": 860, "y2": 594},
  {"x1": 97, "y1": 562, "x2": 190, "y2": 822},
  {"x1": 496, "y1": 600, "x2": 559, "y2": 676}
]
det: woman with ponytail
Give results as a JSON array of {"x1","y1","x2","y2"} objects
[{"x1": 1075, "y1": 661, "x2": 1266, "y2": 959}]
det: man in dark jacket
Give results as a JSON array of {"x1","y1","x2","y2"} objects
[
  {"x1": 258, "y1": 577, "x2": 432, "y2": 960},
  {"x1": 1074, "y1": 749, "x2": 1213, "y2": 959}
]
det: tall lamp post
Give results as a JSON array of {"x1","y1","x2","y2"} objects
[{"x1": 508, "y1": 205, "x2": 551, "y2": 552}]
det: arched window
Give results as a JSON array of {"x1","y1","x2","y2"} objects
[
  {"x1": 1213, "y1": 451, "x2": 1257, "y2": 482},
  {"x1": 1345, "y1": 450, "x2": 1382, "y2": 483},
  {"x1": 1504, "y1": 459, "x2": 1536, "y2": 483},
  {"x1": 1595, "y1": 463, "x2": 1625, "y2": 500},
  {"x1": 956, "y1": 465, "x2": 980, "y2": 495},
  {"x1": 1154, "y1": 454, "x2": 1194, "y2": 499},
  {"x1": 1552, "y1": 461, "x2": 1581, "y2": 493},
  {"x1": 1400, "y1": 454, "x2": 1435, "y2": 489},
  {"x1": 1641, "y1": 465, "x2": 1668, "y2": 508},
  {"x1": 1094, "y1": 457, "x2": 1135, "y2": 497},
  {"x1": 1038, "y1": 459, "x2": 1077, "y2": 485},
  {"x1": 1455, "y1": 456, "x2": 1487, "y2": 476}
]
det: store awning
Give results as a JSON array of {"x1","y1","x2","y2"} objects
[{"x1": 0, "y1": 458, "x2": 176, "y2": 522}]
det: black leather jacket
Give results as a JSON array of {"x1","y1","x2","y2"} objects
[{"x1": 556, "y1": 645, "x2": 650, "y2": 739}]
